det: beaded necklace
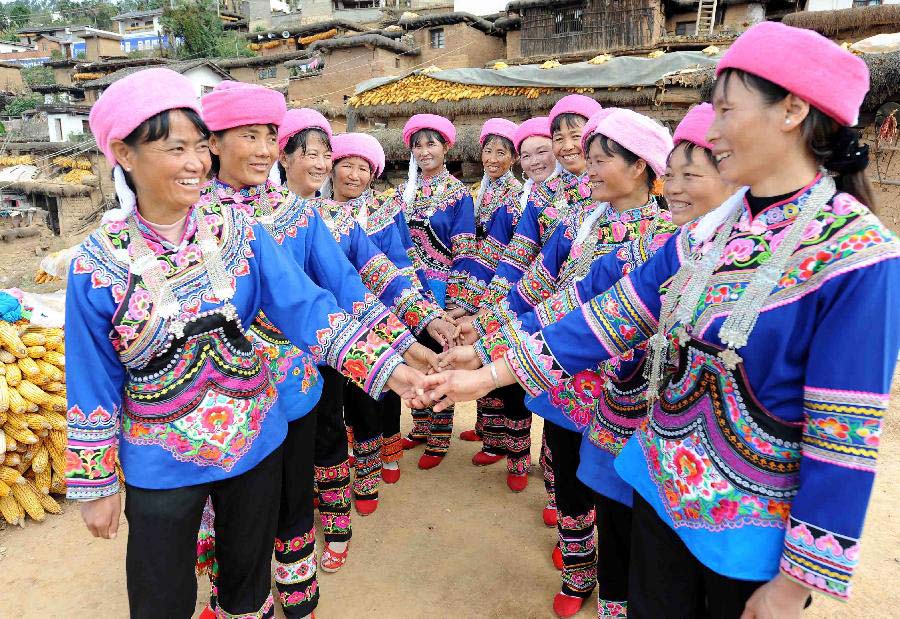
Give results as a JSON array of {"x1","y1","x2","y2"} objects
[
  {"x1": 644, "y1": 174, "x2": 835, "y2": 402},
  {"x1": 126, "y1": 198, "x2": 236, "y2": 338}
]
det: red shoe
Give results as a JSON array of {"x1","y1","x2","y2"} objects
[
  {"x1": 459, "y1": 429, "x2": 482, "y2": 442},
  {"x1": 402, "y1": 437, "x2": 424, "y2": 450},
  {"x1": 348, "y1": 455, "x2": 356, "y2": 467},
  {"x1": 507, "y1": 473, "x2": 528, "y2": 492},
  {"x1": 382, "y1": 466, "x2": 401, "y2": 484},
  {"x1": 199, "y1": 606, "x2": 216, "y2": 619},
  {"x1": 418, "y1": 454, "x2": 444, "y2": 469},
  {"x1": 355, "y1": 498, "x2": 378, "y2": 516},
  {"x1": 472, "y1": 451, "x2": 503, "y2": 466},
  {"x1": 313, "y1": 497, "x2": 319, "y2": 509},
  {"x1": 320, "y1": 542, "x2": 349, "y2": 573},
  {"x1": 553, "y1": 592, "x2": 585, "y2": 618},
  {"x1": 552, "y1": 545, "x2": 563, "y2": 571},
  {"x1": 543, "y1": 507, "x2": 558, "y2": 527}
]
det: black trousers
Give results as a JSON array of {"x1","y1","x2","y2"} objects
[
  {"x1": 344, "y1": 381, "x2": 385, "y2": 500},
  {"x1": 313, "y1": 365, "x2": 353, "y2": 542},
  {"x1": 629, "y1": 493, "x2": 765, "y2": 619},
  {"x1": 544, "y1": 421, "x2": 596, "y2": 598},
  {"x1": 594, "y1": 492, "x2": 632, "y2": 608},
  {"x1": 275, "y1": 413, "x2": 319, "y2": 617},
  {"x1": 125, "y1": 445, "x2": 283, "y2": 619}
]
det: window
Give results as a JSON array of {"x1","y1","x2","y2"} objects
[
  {"x1": 853, "y1": 0, "x2": 881, "y2": 6},
  {"x1": 257, "y1": 66, "x2": 278, "y2": 80},
  {"x1": 553, "y1": 7, "x2": 584, "y2": 36},
  {"x1": 201, "y1": 85, "x2": 214, "y2": 96},
  {"x1": 53, "y1": 118, "x2": 62, "y2": 141},
  {"x1": 430, "y1": 28, "x2": 445, "y2": 49},
  {"x1": 675, "y1": 21, "x2": 696, "y2": 36},
  {"x1": 81, "y1": 119, "x2": 90, "y2": 133}
]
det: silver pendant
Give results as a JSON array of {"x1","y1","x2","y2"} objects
[{"x1": 718, "y1": 348, "x2": 743, "y2": 370}]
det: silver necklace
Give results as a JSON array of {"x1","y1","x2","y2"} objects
[{"x1": 644, "y1": 174, "x2": 835, "y2": 402}]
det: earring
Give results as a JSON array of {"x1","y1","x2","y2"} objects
[{"x1": 784, "y1": 120, "x2": 791, "y2": 125}]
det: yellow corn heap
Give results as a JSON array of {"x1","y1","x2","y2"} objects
[
  {"x1": 348, "y1": 73, "x2": 595, "y2": 108},
  {"x1": 62, "y1": 169, "x2": 93, "y2": 185},
  {"x1": 72, "y1": 72, "x2": 104, "y2": 81},
  {"x1": 52, "y1": 156, "x2": 92, "y2": 171},
  {"x1": 0, "y1": 321, "x2": 68, "y2": 526},
  {"x1": 0, "y1": 155, "x2": 34, "y2": 166},
  {"x1": 299, "y1": 28, "x2": 336, "y2": 46}
]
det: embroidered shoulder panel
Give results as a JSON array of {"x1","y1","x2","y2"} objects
[
  {"x1": 306, "y1": 197, "x2": 356, "y2": 242},
  {"x1": 690, "y1": 194, "x2": 900, "y2": 337}
]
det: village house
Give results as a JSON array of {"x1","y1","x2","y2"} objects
[
  {"x1": 783, "y1": 2, "x2": 900, "y2": 41},
  {"x1": 110, "y1": 8, "x2": 170, "y2": 54},
  {"x1": 69, "y1": 28, "x2": 126, "y2": 62},
  {"x1": 41, "y1": 103, "x2": 92, "y2": 143},
  {"x1": 0, "y1": 63, "x2": 25, "y2": 95},
  {"x1": 79, "y1": 60, "x2": 231, "y2": 104}
]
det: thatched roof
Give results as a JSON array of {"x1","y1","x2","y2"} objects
[
  {"x1": 685, "y1": 51, "x2": 900, "y2": 117},
  {"x1": 36, "y1": 103, "x2": 91, "y2": 115},
  {"x1": 395, "y1": 11, "x2": 503, "y2": 35},
  {"x1": 665, "y1": 0, "x2": 771, "y2": 6},
  {"x1": 309, "y1": 33, "x2": 419, "y2": 58},
  {"x1": 369, "y1": 126, "x2": 482, "y2": 163},
  {"x1": 782, "y1": 5, "x2": 900, "y2": 36},
  {"x1": 215, "y1": 50, "x2": 310, "y2": 69},
  {"x1": 353, "y1": 89, "x2": 655, "y2": 122},
  {"x1": 0, "y1": 141, "x2": 100, "y2": 155},
  {"x1": 245, "y1": 19, "x2": 364, "y2": 42},
  {"x1": 81, "y1": 59, "x2": 231, "y2": 89},
  {"x1": 30, "y1": 84, "x2": 85, "y2": 95},
  {"x1": 75, "y1": 57, "x2": 168, "y2": 73},
  {"x1": 3, "y1": 180, "x2": 92, "y2": 197}
]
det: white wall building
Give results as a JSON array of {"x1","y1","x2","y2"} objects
[
  {"x1": 806, "y1": 0, "x2": 900, "y2": 10},
  {"x1": 45, "y1": 106, "x2": 91, "y2": 142},
  {"x1": 453, "y1": 0, "x2": 507, "y2": 15}
]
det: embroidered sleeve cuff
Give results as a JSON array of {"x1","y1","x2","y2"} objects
[
  {"x1": 474, "y1": 330, "x2": 510, "y2": 365},
  {"x1": 451, "y1": 276, "x2": 487, "y2": 315},
  {"x1": 393, "y1": 289, "x2": 440, "y2": 337},
  {"x1": 474, "y1": 310, "x2": 501, "y2": 339},
  {"x1": 780, "y1": 516, "x2": 859, "y2": 601},
  {"x1": 483, "y1": 277, "x2": 513, "y2": 308},
  {"x1": 503, "y1": 332, "x2": 568, "y2": 397},
  {"x1": 366, "y1": 348, "x2": 405, "y2": 400},
  {"x1": 535, "y1": 285, "x2": 583, "y2": 329},
  {"x1": 64, "y1": 439, "x2": 121, "y2": 500},
  {"x1": 391, "y1": 328, "x2": 416, "y2": 355}
]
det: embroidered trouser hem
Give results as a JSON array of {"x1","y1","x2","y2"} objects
[
  {"x1": 275, "y1": 414, "x2": 319, "y2": 618},
  {"x1": 314, "y1": 366, "x2": 352, "y2": 543},
  {"x1": 546, "y1": 422, "x2": 596, "y2": 598},
  {"x1": 125, "y1": 446, "x2": 283, "y2": 619},
  {"x1": 541, "y1": 426, "x2": 556, "y2": 509},
  {"x1": 409, "y1": 333, "x2": 454, "y2": 457},
  {"x1": 346, "y1": 382, "x2": 389, "y2": 500}
]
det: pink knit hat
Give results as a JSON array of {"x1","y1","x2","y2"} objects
[
  {"x1": 513, "y1": 116, "x2": 550, "y2": 153},
  {"x1": 90, "y1": 67, "x2": 201, "y2": 166},
  {"x1": 332, "y1": 133, "x2": 386, "y2": 178},
  {"x1": 403, "y1": 114, "x2": 456, "y2": 148},
  {"x1": 673, "y1": 103, "x2": 715, "y2": 150},
  {"x1": 590, "y1": 109, "x2": 674, "y2": 177},
  {"x1": 201, "y1": 81, "x2": 287, "y2": 132},
  {"x1": 549, "y1": 94, "x2": 602, "y2": 130},
  {"x1": 717, "y1": 21, "x2": 869, "y2": 126},
  {"x1": 277, "y1": 108, "x2": 333, "y2": 152},
  {"x1": 580, "y1": 107, "x2": 619, "y2": 154},
  {"x1": 480, "y1": 118, "x2": 518, "y2": 147}
]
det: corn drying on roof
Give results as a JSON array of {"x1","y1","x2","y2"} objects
[{"x1": 350, "y1": 50, "x2": 721, "y2": 108}]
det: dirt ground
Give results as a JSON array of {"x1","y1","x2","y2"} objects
[{"x1": 1, "y1": 384, "x2": 899, "y2": 619}]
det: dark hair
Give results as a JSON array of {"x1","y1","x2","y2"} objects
[
  {"x1": 715, "y1": 68, "x2": 875, "y2": 207},
  {"x1": 120, "y1": 108, "x2": 209, "y2": 191},
  {"x1": 409, "y1": 128, "x2": 446, "y2": 147},
  {"x1": 209, "y1": 123, "x2": 278, "y2": 177},
  {"x1": 551, "y1": 112, "x2": 587, "y2": 135},
  {"x1": 482, "y1": 134, "x2": 515, "y2": 156},
  {"x1": 278, "y1": 127, "x2": 331, "y2": 182},
  {"x1": 666, "y1": 140, "x2": 718, "y2": 170}
]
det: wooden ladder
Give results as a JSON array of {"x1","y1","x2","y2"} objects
[{"x1": 695, "y1": 0, "x2": 718, "y2": 36}]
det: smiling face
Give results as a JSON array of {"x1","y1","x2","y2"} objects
[
  {"x1": 708, "y1": 73, "x2": 796, "y2": 189},
  {"x1": 411, "y1": 130, "x2": 449, "y2": 177},
  {"x1": 519, "y1": 135, "x2": 555, "y2": 183},
  {"x1": 111, "y1": 109, "x2": 211, "y2": 216},
  {"x1": 332, "y1": 155, "x2": 373, "y2": 202},
  {"x1": 552, "y1": 115, "x2": 587, "y2": 175},
  {"x1": 481, "y1": 135, "x2": 515, "y2": 181},
  {"x1": 209, "y1": 124, "x2": 278, "y2": 189},
  {"x1": 281, "y1": 130, "x2": 332, "y2": 199},
  {"x1": 584, "y1": 135, "x2": 647, "y2": 205},
  {"x1": 664, "y1": 142, "x2": 735, "y2": 226}
]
